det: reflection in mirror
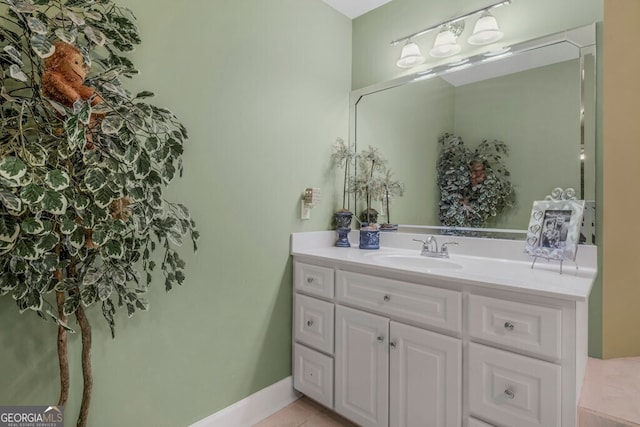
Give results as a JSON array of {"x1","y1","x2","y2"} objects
[{"x1": 351, "y1": 25, "x2": 596, "y2": 241}]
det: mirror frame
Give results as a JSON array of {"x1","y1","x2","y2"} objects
[{"x1": 348, "y1": 24, "x2": 597, "y2": 239}]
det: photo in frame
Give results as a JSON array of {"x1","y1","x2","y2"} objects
[{"x1": 525, "y1": 199, "x2": 585, "y2": 261}]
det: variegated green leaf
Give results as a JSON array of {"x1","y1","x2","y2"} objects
[
  {"x1": 41, "y1": 252, "x2": 58, "y2": 272},
  {"x1": 60, "y1": 218, "x2": 78, "y2": 235},
  {"x1": 0, "y1": 218, "x2": 19, "y2": 243},
  {"x1": 84, "y1": 25, "x2": 106, "y2": 46},
  {"x1": 27, "y1": 17, "x2": 48, "y2": 34},
  {"x1": 81, "y1": 285, "x2": 97, "y2": 307},
  {"x1": 54, "y1": 28, "x2": 77, "y2": 44},
  {"x1": 31, "y1": 34, "x2": 55, "y2": 59},
  {"x1": 101, "y1": 115, "x2": 124, "y2": 135},
  {"x1": 73, "y1": 100, "x2": 92, "y2": 125},
  {"x1": 69, "y1": 227, "x2": 85, "y2": 249},
  {"x1": 9, "y1": 64, "x2": 28, "y2": 82},
  {"x1": 125, "y1": 144, "x2": 141, "y2": 164},
  {"x1": 135, "y1": 151, "x2": 151, "y2": 179},
  {"x1": 84, "y1": 168, "x2": 107, "y2": 192},
  {"x1": 102, "y1": 239, "x2": 124, "y2": 259},
  {"x1": 0, "y1": 189, "x2": 22, "y2": 212},
  {"x1": 128, "y1": 187, "x2": 145, "y2": 202},
  {"x1": 3, "y1": 45, "x2": 23, "y2": 65},
  {"x1": 84, "y1": 10, "x2": 103, "y2": 21},
  {"x1": 97, "y1": 281, "x2": 113, "y2": 301},
  {"x1": 0, "y1": 157, "x2": 27, "y2": 181},
  {"x1": 21, "y1": 143, "x2": 47, "y2": 166},
  {"x1": 37, "y1": 234, "x2": 58, "y2": 252},
  {"x1": 14, "y1": 239, "x2": 39, "y2": 260},
  {"x1": 91, "y1": 226, "x2": 107, "y2": 246},
  {"x1": 9, "y1": 0, "x2": 36, "y2": 14},
  {"x1": 20, "y1": 183, "x2": 45, "y2": 205},
  {"x1": 65, "y1": 10, "x2": 85, "y2": 26},
  {"x1": 41, "y1": 190, "x2": 67, "y2": 215},
  {"x1": 63, "y1": 293, "x2": 80, "y2": 316},
  {"x1": 83, "y1": 266, "x2": 103, "y2": 286},
  {"x1": 93, "y1": 186, "x2": 116, "y2": 208},
  {"x1": 73, "y1": 194, "x2": 90, "y2": 210},
  {"x1": 21, "y1": 217, "x2": 44, "y2": 234},
  {"x1": 45, "y1": 170, "x2": 70, "y2": 191}
]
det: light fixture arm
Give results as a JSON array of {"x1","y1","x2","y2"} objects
[{"x1": 389, "y1": 0, "x2": 511, "y2": 46}]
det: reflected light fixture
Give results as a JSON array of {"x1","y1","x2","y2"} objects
[
  {"x1": 396, "y1": 40, "x2": 425, "y2": 68},
  {"x1": 429, "y1": 24, "x2": 463, "y2": 58},
  {"x1": 468, "y1": 11, "x2": 504, "y2": 45}
]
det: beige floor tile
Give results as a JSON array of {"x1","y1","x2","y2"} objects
[
  {"x1": 300, "y1": 412, "x2": 355, "y2": 427},
  {"x1": 253, "y1": 397, "x2": 320, "y2": 427},
  {"x1": 579, "y1": 408, "x2": 640, "y2": 427}
]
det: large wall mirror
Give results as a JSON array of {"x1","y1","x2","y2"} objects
[{"x1": 350, "y1": 24, "x2": 596, "y2": 241}]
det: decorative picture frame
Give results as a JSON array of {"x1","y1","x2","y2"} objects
[{"x1": 525, "y1": 188, "x2": 585, "y2": 262}]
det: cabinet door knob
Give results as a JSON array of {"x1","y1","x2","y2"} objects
[
  {"x1": 383, "y1": 294, "x2": 391, "y2": 302},
  {"x1": 306, "y1": 319, "x2": 314, "y2": 327},
  {"x1": 377, "y1": 335, "x2": 385, "y2": 343},
  {"x1": 389, "y1": 341, "x2": 397, "y2": 349},
  {"x1": 306, "y1": 277, "x2": 314, "y2": 284},
  {"x1": 504, "y1": 388, "x2": 515, "y2": 399},
  {"x1": 504, "y1": 321, "x2": 515, "y2": 331}
]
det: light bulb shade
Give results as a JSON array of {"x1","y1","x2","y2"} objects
[
  {"x1": 429, "y1": 28, "x2": 461, "y2": 58},
  {"x1": 468, "y1": 12, "x2": 504, "y2": 45},
  {"x1": 396, "y1": 41, "x2": 425, "y2": 68}
]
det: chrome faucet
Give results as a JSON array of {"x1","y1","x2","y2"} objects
[{"x1": 413, "y1": 237, "x2": 458, "y2": 258}]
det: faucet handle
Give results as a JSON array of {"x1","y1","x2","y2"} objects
[
  {"x1": 412, "y1": 236, "x2": 433, "y2": 244},
  {"x1": 441, "y1": 242, "x2": 459, "y2": 252}
]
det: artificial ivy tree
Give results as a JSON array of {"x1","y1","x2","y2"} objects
[
  {"x1": 437, "y1": 133, "x2": 515, "y2": 228},
  {"x1": 0, "y1": 0, "x2": 198, "y2": 425}
]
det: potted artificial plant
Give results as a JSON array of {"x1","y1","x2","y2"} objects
[
  {"x1": 380, "y1": 170, "x2": 405, "y2": 231},
  {"x1": 0, "y1": 1, "x2": 198, "y2": 426},
  {"x1": 351, "y1": 146, "x2": 387, "y2": 249},
  {"x1": 331, "y1": 137, "x2": 355, "y2": 247}
]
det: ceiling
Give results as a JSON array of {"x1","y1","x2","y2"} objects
[{"x1": 322, "y1": 0, "x2": 393, "y2": 19}]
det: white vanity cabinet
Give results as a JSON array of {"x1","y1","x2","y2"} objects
[{"x1": 292, "y1": 249, "x2": 590, "y2": 427}]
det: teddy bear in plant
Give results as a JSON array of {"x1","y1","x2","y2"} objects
[{"x1": 42, "y1": 41, "x2": 103, "y2": 108}]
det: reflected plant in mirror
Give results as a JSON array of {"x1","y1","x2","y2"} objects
[
  {"x1": 437, "y1": 134, "x2": 515, "y2": 228},
  {"x1": 380, "y1": 169, "x2": 405, "y2": 231}
]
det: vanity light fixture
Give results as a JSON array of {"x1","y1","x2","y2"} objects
[
  {"x1": 429, "y1": 23, "x2": 464, "y2": 58},
  {"x1": 396, "y1": 40, "x2": 426, "y2": 68},
  {"x1": 468, "y1": 11, "x2": 504, "y2": 45},
  {"x1": 390, "y1": 0, "x2": 511, "y2": 68}
]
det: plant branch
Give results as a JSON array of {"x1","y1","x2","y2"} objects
[{"x1": 75, "y1": 305, "x2": 92, "y2": 427}]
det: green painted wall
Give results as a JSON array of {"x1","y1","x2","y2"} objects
[
  {"x1": 353, "y1": 0, "x2": 603, "y2": 357},
  {"x1": 0, "y1": 1, "x2": 351, "y2": 426}
]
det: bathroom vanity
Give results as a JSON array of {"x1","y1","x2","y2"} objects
[{"x1": 290, "y1": 231, "x2": 597, "y2": 427}]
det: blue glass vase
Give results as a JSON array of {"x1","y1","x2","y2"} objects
[{"x1": 359, "y1": 228, "x2": 380, "y2": 250}]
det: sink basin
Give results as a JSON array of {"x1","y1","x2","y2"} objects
[{"x1": 371, "y1": 254, "x2": 463, "y2": 270}]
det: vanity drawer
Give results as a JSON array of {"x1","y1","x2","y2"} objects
[
  {"x1": 468, "y1": 343, "x2": 561, "y2": 427},
  {"x1": 295, "y1": 262, "x2": 334, "y2": 299},
  {"x1": 294, "y1": 294, "x2": 334, "y2": 354},
  {"x1": 336, "y1": 270, "x2": 462, "y2": 332},
  {"x1": 468, "y1": 294, "x2": 562, "y2": 360},
  {"x1": 293, "y1": 343, "x2": 333, "y2": 408}
]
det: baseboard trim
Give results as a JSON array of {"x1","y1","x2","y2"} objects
[{"x1": 190, "y1": 376, "x2": 301, "y2": 427}]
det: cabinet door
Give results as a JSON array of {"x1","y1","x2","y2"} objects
[
  {"x1": 389, "y1": 322, "x2": 461, "y2": 427},
  {"x1": 335, "y1": 305, "x2": 389, "y2": 427}
]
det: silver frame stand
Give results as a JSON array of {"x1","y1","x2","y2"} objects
[{"x1": 530, "y1": 256, "x2": 579, "y2": 275}]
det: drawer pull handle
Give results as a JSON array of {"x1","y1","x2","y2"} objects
[
  {"x1": 306, "y1": 320, "x2": 314, "y2": 327},
  {"x1": 377, "y1": 335, "x2": 385, "y2": 343},
  {"x1": 504, "y1": 321, "x2": 515, "y2": 331},
  {"x1": 389, "y1": 341, "x2": 397, "y2": 349},
  {"x1": 383, "y1": 295, "x2": 391, "y2": 302},
  {"x1": 504, "y1": 389, "x2": 515, "y2": 399},
  {"x1": 306, "y1": 277, "x2": 314, "y2": 284}
]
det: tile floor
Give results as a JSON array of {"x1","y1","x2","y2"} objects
[
  {"x1": 578, "y1": 357, "x2": 640, "y2": 426},
  {"x1": 253, "y1": 397, "x2": 356, "y2": 427}
]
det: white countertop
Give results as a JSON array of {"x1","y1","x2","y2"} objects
[{"x1": 291, "y1": 231, "x2": 598, "y2": 301}]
